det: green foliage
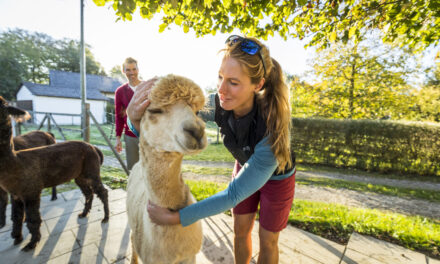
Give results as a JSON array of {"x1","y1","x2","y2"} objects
[
  {"x1": 183, "y1": 142, "x2": 234, "y2": 162},
  {"x1": 410, "y1": 86, "x2": 440, "y2": 122},
  {"x1": 100, "y1": 166, "x2": 128, "y2": 189},
  {"x1": 182, "y1": 164, "x2": 232, "y2": 176},
  {"x1": 93, "y1": 0, "x2": 439, "y2": 50},
  {"x1": 109, "y1": 65, "x2": 126, "y2": 83},
  {"x1": 20, "y1": 123, "x2": 116, "y2": 146},
  {"x1": 53, "y1": 39, "x2": 107, "y2": 76},
  {"x1": 291, "y1": 118, "x2": 440, "y2": 177},
  {"x1": 291, "y1": 39, "x2": 418, "y2": 120},
  {"x1": 0, "y1": 29, "x2": 106, "y2": 100}
]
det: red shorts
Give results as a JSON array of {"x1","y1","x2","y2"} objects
[{"x1": 232, "y1": 161, "x2": 296, "y2": 233}]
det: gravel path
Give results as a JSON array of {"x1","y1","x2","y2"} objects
[{"x1": 101, "y1": 154, "x2": 440, "y2": 219}]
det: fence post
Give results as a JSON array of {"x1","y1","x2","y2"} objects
[
  {"x1": 37, "y1": 114, "x2": 48, "y2": 130},
  {"x1": 87, "y1": 109, "x2": 130, "y2": 175},
  {"x1": 48, "y1": 114, "x2": 67, "y2": 141},
  {"x1": 84, "y1": 103, "x2": 90, "y2": 142},
  {"x1": 47, "y1": 113, "x2": 51, "y2": 133}
]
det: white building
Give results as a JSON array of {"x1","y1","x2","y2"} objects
[{"x1": 16, "y1": 70, "x2": 122, "y2": 125}]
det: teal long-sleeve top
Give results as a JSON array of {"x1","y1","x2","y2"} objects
[{"x1": 127, "y1": 118, "x2": 295, "y2": 227}]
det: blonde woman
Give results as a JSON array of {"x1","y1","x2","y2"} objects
[{"x1": 128, "y1": 35, "x2": 296, "y2": 263}]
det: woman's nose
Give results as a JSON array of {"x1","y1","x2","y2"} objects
[{"x1": 218, "y1": 80, "x2": 226, "y2": 94}]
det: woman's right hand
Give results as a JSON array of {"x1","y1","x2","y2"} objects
[{"x1": 127, "y1": 78, "x2": 158, "y2": 132}]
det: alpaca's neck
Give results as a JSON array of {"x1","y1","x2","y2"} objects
[
  {"x1": 0, "y1": 115, "x2": 14, "y2": 158},
  {"x1": 139, "y1": 143, "x2": 188, "y2": 210},
  {"x1": 0, "y1": 115, "x2": 16, "y2": 184}
]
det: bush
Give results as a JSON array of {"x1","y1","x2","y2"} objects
[{"x1": 291, "y1": 118, "x2": 440, "y2": 177}]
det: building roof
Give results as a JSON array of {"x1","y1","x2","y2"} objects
[{"x1": 21, "y1": 70, "x2": 123, "y2": 101}]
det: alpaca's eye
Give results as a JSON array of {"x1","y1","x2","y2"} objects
[
  {"x1": 148, "y1": 109, "x2": 163, "y2": 114},
  {"x1": 196, "y1": 111, "x2": 200, "y2": 115}
]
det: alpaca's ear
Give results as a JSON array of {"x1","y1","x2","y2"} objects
[{"x1": 6, "y1": 106, "x2": 27, "y2": 117}]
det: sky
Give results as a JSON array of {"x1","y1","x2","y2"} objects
[{"x1": 0, "y1": 0, "x2": 315, "y2": 91}]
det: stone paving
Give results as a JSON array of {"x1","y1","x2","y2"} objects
[{"x1": 0, "y1": 188, "x2": 437, "y2": 264}]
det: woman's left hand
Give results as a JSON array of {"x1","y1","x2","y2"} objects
[{"x1": 147, "y1": 200, "x2": 181, "y2": 225}]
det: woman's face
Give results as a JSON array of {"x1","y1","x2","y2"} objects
[{"x1": 217, "y1": 57, "x2": 261, "y2": 118}]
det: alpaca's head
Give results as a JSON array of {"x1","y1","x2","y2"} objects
[
  {"x1": 0, "y1": 96, "x2": 29, "y2": 121},
  {"x1": 139, "y1": 74, "x2": 207, "y2": 154}
]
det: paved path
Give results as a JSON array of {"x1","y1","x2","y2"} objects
[{"x1": 1, "y1": 189, "x2": 437, "y2": 264}]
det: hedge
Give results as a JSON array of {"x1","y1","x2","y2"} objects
[{"x1": 291, "y1": 118, "x2": 440, "y2": 177}]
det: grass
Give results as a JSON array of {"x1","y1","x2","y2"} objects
[
  {"x1": 183, "y1": 143, "x2": 234, "y2": 162},
  {"x1": 100, "y1": 166, "x2": 128, "y2": 190},
  {"x1": 41, "y1": 181, "x2": 78, "y2": 197},
  {"x1": 184, "y1": 179, "x2": 440, "y2": 259},
  {"x1": 182, "y1": 165, "x2": 233, "y2": 176},
  {"x1": 21, "y1": 123, "x2": 118, "y2": 146}
]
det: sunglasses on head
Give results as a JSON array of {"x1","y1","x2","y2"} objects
[{"x1": 225, "y1": 35, "x2": 267, "y2": 76}]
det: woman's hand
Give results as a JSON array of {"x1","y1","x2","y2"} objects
[
  {"x1": 147, "y1": 200, "x2": 181, "y2": 225},
  {"x1": 127, "y1": 78, "x2": 158, "y2": 132}
]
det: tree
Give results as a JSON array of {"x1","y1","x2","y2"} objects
[
  {"x1": 0, "y1": 55, "x2": 23, "y2": 100},
  {"x1": 291, "y1": 38, "x2": 416, "y2": 119},
  {"x1": 0, "y1": 29, "x2": 107, "y2": 100},
  {"x1": 109, "y1": 65, "x2": 126, "y2": 82},
  {"x1": 54, "y1": 39, "x2": 107, "y2": 76},
  {"x1": 93, "y1": 0, "x2": 440, "y2": 51},
  {"x1": 425, "y1": 61, "x2": 440, "y2": 87}
]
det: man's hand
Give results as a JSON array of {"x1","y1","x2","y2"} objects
[
  {"x1": 127, "y1": 78, "x2": 158, "y2": 132},
  {"x1": 115, "y1": 136, "x2": 123, "y2": 153}
]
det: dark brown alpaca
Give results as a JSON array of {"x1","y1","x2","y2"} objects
[
  {"x1": 0, "y1": 131, "x2": 58, "y2": 229},
  {"x1": 0, "y1": 97, "x2": 109, "y2": 251}
]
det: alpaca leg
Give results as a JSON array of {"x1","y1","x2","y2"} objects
[
  {"x1": 0, "y1": 188, "x2": 7, "y2": 228},
  {"x1": 93, "y1": 182, "x2": 109, "y2": 223},
  {"x1": 75, "y1": 179, "x2": 93, "y2": 218},
  {"x1": 22, "y1": 198, "x2": 42, "y2": 251},
  {"x1": 130, "y1": 233, "x2": 139, "y2": 264},
  {"x1": 51, "y1": 186, "x2": 57, "y2": 201},
  {"x1": 11, "y1": 197, "x2": 24, "y2": 245}
]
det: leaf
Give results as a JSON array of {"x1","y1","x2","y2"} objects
[
  {"x1": 330, "y1": 31, "x2": 337, "y2": 42},
  {"x1": 93, "y1": 0, "x2": 107, "y2": 6},
  {"x1": 298, "y1": 0, "x2": 308, "y2": 6},
  {"x1": 159, "y1": 23, "x2": 168, "y2": 33},
  {"x1": 183, "y1": 24, "x2": 190, "y2": 33},
  {"x1": 348, "y1": 26, "x2": 356, "y2": 39},
  {"x1": 175, "y1": 15, "x2": 183, "y2": 26}
]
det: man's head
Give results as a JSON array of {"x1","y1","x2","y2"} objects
[{"x1": 122, "y1": 57, "x2": 139, "y2": 84}]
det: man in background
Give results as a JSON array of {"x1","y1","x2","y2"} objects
[{"x1": 114, "y1": 57, "x2": 141, "y2": 171}]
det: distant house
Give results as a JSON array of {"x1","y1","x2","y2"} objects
[{"x1": 16, "y1": 70, "x2": 122, "y2": 125}]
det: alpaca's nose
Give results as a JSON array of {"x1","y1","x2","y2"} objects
[{"x1": 183, "y1": 121, "x2": 205, "y2": 142}]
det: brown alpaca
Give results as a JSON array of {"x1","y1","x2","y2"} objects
[
  {"x1": 0, "y1": 96, "x2": 109, "y2": 251},
  {"x1": 0, "y1": 131, "x2": 57, "y2": 229}
]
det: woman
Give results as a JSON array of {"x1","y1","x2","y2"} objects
[{"x1": 127, "y1": 35, "x2": 295, "y2": 263}]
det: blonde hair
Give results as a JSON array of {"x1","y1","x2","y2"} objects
[
  {"x1": 223, "y1": 37, "x2": 292, "y2": 172},
  {"x1": 122, "y1": 57, "x2": 138, "y2": 71},
  {"x1": 150, "y1": 74, "x2": 205, "y2": 111}
]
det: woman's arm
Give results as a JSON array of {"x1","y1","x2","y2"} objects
[{"x1": 147, "y1": 136, "x2": 278, "y2": 226}]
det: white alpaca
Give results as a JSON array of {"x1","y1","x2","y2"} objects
[{"x1": 126, "y1": 74, "x2": 207, "y2": 264}]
